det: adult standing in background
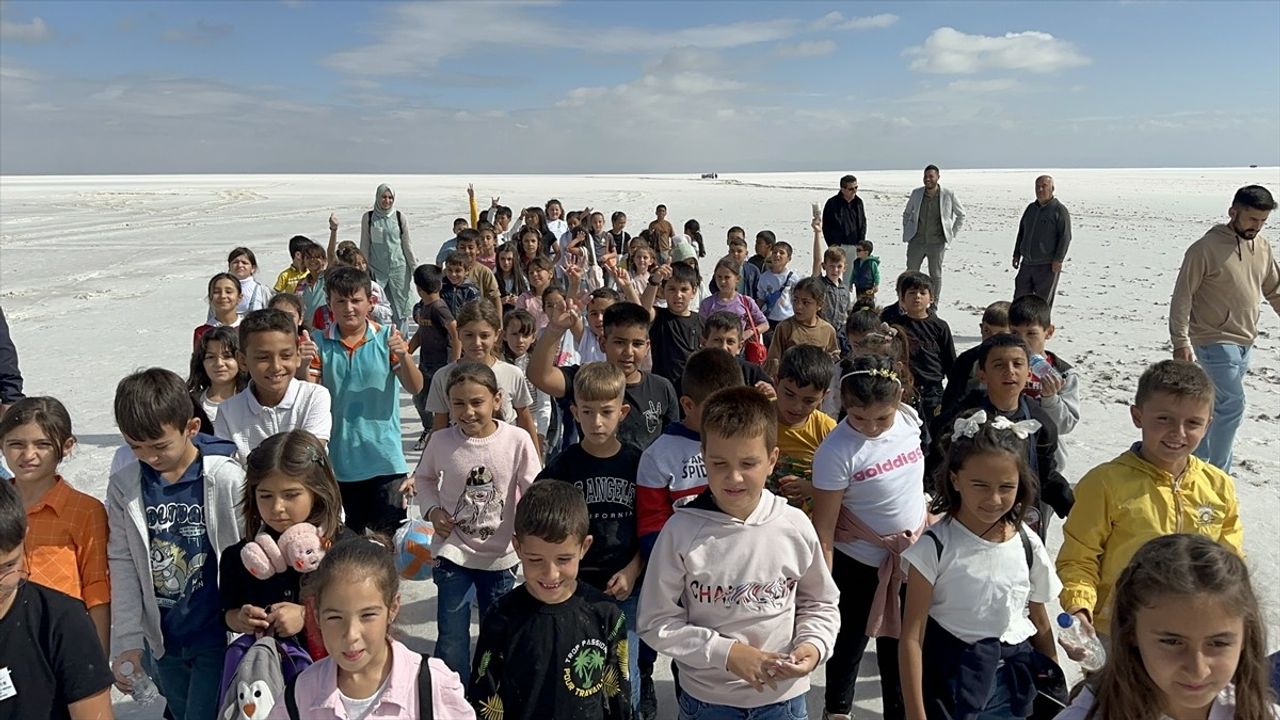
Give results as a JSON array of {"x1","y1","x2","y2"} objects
[
  {"x1": 823, "y1": 174, "x2": 867, "y2": 287},
  {"x1": 1012, "y1": 175, "x2": 1072, "y2": 306},
  {"x1": 360, "y1": 183, "x2": 416, "y2": 328},
  {"x1": 0, "y1": 305, "x2": 22, "y2": 420},
  {"x1": 1169, "y1": 184, "x2": 1280, "y2": 473},
  {"x1": 902, "y1": 165, "x2": 965, "y2": 302}
]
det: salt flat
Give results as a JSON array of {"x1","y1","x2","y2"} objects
[{"x1": 2, "y1": 168, "x2": 1278, "y2": 718}]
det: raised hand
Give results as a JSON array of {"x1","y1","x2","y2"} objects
[
  {"x1": 329, "y1": 212, "x2": 339, "y2": 231},
  {"x1": 612, "y1": 265, "x2": 632, "y2": 287},
  {"x1": 810, "y1": 216, "x2": 822, "y2": 234},
  {"x1": 387, "y1": 327, "x2": 409, "y2": 362},
  {"x1": 298, "y1": 332, "x2": 317, "y2": 365},
  {"x1": 467, "y1": 183, "x2": 475, "y2": 197},
  {"x1": 548, "y1": 298, "x2": 581, "y2": 332}
]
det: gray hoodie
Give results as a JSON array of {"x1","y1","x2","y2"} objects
[{"x1": 638, "y1": 489, "x2": 840, "y2": 708}]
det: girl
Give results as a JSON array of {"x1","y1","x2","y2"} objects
[
  {"x1": 518, "y1": 227, "x2": 545, "y2": 274},
  {"x1": 414, "y1": 362, "x2": 540, "y2": 681},
  {"x1": 520, "y1": 206, "x2": 558, "y2": 256},
  {"x1": 502, "y1": 309, "x2": 555, "y2": 455},
  {"x1": 360, "y1": 183, "x2": 416, "y2": 328},
  {"x1": 683, "y1": 218, "x2": 706, "y2": 258},
  {"x1": 823, "y1": 312, "x2": 917, "y2": 420},
  {"x1": 227, "y1": 246, "x2": 273, "y2": 315},
  {"x1": 0, "y1": 396, "x2": 110, "y2": 654},
  {"x1": 517, "y1": 258, "x2": 556, "y2": 329},
  {"x1": 494, "y1": 242, "x2": 527, "y2": 315},
  {"x1": 222, "y1": 430, "x2": 347, "y2": 655},
  {"x1": 187, "y1": 325, "x2": 248, "y2": 424},
  {"x1": 1056, "y1": 534, "x2": 1278, "y2": 720},
  {"x1": 545, "y1": 198, "x2": 569, "y2": 239},
  {"x1": 900, "y1": 409, "x2": 1060, "y2": 720},
  {"x1": 765, "y1": 276, "x2": 839, "y2": 376},
  {"x1": 626, "y1": 241, "x2": 659, "y2": 306},
  {"x1": 699, "y1": 258, "x2": 769, "y2": 340},
  {"x1": 194, "y1": 271, "x2": 243, "y2": 348},
  {"x1": 276, "y1": 535, "x2": 475, "y2": 719},
  {"x1": 811, "y1": 355, "x2": 929, "y2": 720},
  {"x1": 269, "y1": 292, "x2": 306, "y2": 331}
]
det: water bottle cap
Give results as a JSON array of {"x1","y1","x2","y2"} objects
[
  {"x1": 118, "y1": 660, "x2": 135, "y2": 674},
  {"x1": 1057, "y1": 612, "x2": 1073, "y2": 629}
]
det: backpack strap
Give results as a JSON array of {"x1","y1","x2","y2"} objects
[
  {"x1": 417, "y1": 653, "x2": 434, "y2": 720},
  {"x1": 924, "y1": 528, "x2": 943, "y2": 561},
  {"x1": 284, "y1": 674, "x2": 300, "y2": 720},
  {"x1": 1017, "y1": 524, "x2": 1033, "y2": 571}
]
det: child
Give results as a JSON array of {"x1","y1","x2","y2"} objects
[
  {"x1": 472, "y1": 480, "x2": 633, "y2": 719},
  {"x1": 811, "y1": 217, "x2": 852, "y2": 334},
  {"x1": 710, "y1": 235, "x2": 763, "y2": 300},
  {"x1": 227, "y1": 246, "x2": 273, "y2": 315},
  {"x1": 530, "y1": 301, "x2": 679, "y2": 451},
  {"x1": 221, "y1": 430, "x2": 347, "y2": 655},
  {"x1": 443, "y1": 251, "x2": 483, "y2": 317},
  {"x1": 609, "y1": 210, "x2": 631, "y2": 253},
  {"x1": 1008, "y1": 293, "x2": 1080, "y2": 471},
  {"x1": 503, "y1": 309, "x2": 555, "y2": 452},
  {"x1": 851, "y1": 240, "x2": 881, "y2": 304},
  {"x1": 456, "y1": 229, "x2": 503, "y2": 311},
  {"x1": 648, "y1": 204, "x2": 674, "y2": 244},
  {"x1": 699, "y1": 258, "x2": 770, "y2": 340},
  {"x1": 757, "y1": 239, "x2": 800, "y2": 341},
  {"x1": 518, "y1": 256, "x2": 556, "y2": 328},
  {"x1": 518, "y1": 227, "x2": 545, "y2": 274},
  {"x1": 638, "y1": 386, "x2": 840, "y2": 718},
  {"x1": 626, "y1": 241, "x2": 658, "y2": 302},
  {"x1": 748, "y1": 229, "x2": 774, "y2": 272},
  {"x1": 194, "y1": 271, "x2": 243, "y2": 348},
  {"x1": 579, "y1": 287, "x2": 624, "y2": 364},
  {"x1": 765, "y1": 275, "x2": 840, "y2": 378},
  {"x1": 415, "y1": 362, "x2": 540, "y2": 680},
  {"x1": 0, "y1": 396, "x2": 110, "y2": 653},
  {"x1": 424, "y1": 300, "x2": 539, "y2": 447},
  {"x1": 331, "y1": 240, "x2": 394, "y2": 327},
  {"x1": 892, "y1": 271, "x2": 955, "y2": 423},
  {"x1": 476, "y1": 223, "x2": 498, "y2": 270},
  {"x1": 295, "y1": 241, "x2": 330, "y2": 322},
  {"x1": 213, "y1": 309, "x2": 333, "y2": 462},
  {"x1": 0, "y1": 479, "x2": 114, "y2": 719},
  {"x1": 408, "y1": 263, "x2": 461, "y2": 450},
  {"x1": 642, "y1": 263, "x2": 703, "y2": 396},
  {"x1": 940, "y1": 300, "x2": 1010, "y2": 415},
  {"x1": 275, "y1": 234, "x2": 316, "y2": 294},
  {"x1": 684, "y1": 217, "x2": 706, "y2": 258},
  {"x1": 308, "y1": 267, "x2": 423, "y2": 535},
  {"x1": 494, "y1": 241, "x2": 527, "y2": 314},
  {"x1": 1056, "y1": 359, "x2": 1242, "y2": 638},
  {"x1": 635, "y1": 348, "x2": 744, "y2": 557},
  {"x1": 546, "y1": 198, "x2": 569, "y2": 239},
  {"x1": 932, "y1": 334, "x2": 1074, "y2": 536},
  {"x1": 437, "y1": 216, "x2": 471, "y2": 265},
  {"x1": 277, "y1": 535, "x2": 474, "y2": 719},
  {"x1": 899, "y1": 409, "x2": 1060, "y2": 720},
  {"x1": 1056, "y1": 534, "x2": 1277, "y2": 720},
  {"x1": 811, "y1": 355, "x2": 929, "y2": 720},
  {"x1": 108, "y1": 367, "x2": 244, "y2": 720},
  {"x1": 700, "y1": 311, "x2": 775, "y2": 390},
  {"x1": 769, "y1": 345, "x2": 837, "y2": 515},
  {"x1": 269, "y1": 291, "x2": 307, "y2": 331},
  {"x1": 188, "y1": 324, "x2": 248, "y2": 424}
]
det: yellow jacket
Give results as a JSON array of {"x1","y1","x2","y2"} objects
[{"x1": 1056, "y1": 444, "x2": 1243, "y2": 634}]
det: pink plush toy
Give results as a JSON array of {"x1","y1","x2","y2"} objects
[{"x1": 240, "y1": 523, "x2": 325, "y2": 578}]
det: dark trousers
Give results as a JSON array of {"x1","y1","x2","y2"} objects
[
  {"x1": 1014, "y1": 263, "x2": 1060, "y2": 307},
  {"x1": 825, "y1": 550, "x2": 905, "y2": 718},
  {"x1": 339, "y1": 474, "x2": 408, "y2": 535}
]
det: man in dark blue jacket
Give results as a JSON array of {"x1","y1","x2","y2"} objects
[{"x1": 0, "y1": 305, "x2": 23, "y2": 419}]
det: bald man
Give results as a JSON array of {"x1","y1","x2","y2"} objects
[{"x1": 1012, "y1": 175, "x2": 1072, "y2": 306}]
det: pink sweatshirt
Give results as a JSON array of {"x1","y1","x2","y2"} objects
[
  {"x1": 414, "y1": 422, "x2": 540, "y2": 571},
  {"x1": 267, "y1": 639, "x2": 475, "y2": 719}
]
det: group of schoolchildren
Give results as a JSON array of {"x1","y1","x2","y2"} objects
[{"x1": 2, "y1": 185, "x2": 1277, "y2": 720}]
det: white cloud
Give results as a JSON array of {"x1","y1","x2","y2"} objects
[
  {"x1": 0, "y1": 14, "x2": 50, "y2": 43},
  {"x1": 837, "y1": 13, "x2": 899, "y2": 31},
  {"x1": 905, "y1": 27, "x2": 1090, "y2": 74},
  {"x1": 946, "y1": 78, "x2": 1022, "y2": 93},
  {"x1": 776, "y1": 40, "x2": 837, "y2": 58}
]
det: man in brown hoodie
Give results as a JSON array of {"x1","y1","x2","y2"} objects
[{"x1": 1169, "y1": 184, "x2": 1280, "y2": 473}]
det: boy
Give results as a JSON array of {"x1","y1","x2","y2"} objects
[
  {"x1": 940, "y1": 300, "x2": 1010, "y2": 416},
  {"x1": 580, "y1": 287, "x2": 624, "y2": 364},
  {"x1": 1056, "y1": 359, "x2": 1242, "y2": 637},
  {"x1": 638, "y1": 386, "x2": 839, "y2": 717},
  {"x1": 641, "y1": 263, "x2": 703, "y2": 396},
  {"x1": 108, "y1": 368, "x2": 244, "y2": 720},
  {"x1": 757, "y1": 240, "x2": 800, "y2": 346},
  {"x1": 471, "y1": 480, "x2": 631, "y2": 719},
  {"x1": 536, "y1": 362, "x2": 644, "y2": 708},
  {"x1": 1009, "y1": 293, "x2": 1080, "y2": 472},
  {"x1": 932, "y1": 334, "x2": 1075, "y2": 538},
  {"x1": 530, "y1": 302, "x2": 679, "y2": 451},
  {"x1": 810, "y1": 218, "x2": 852, "y2": 337},
  {"x1": 407, "y1": 263, "x2": 460, "y2": 450},
  {"x1": 722, "y1": 234, "x2": 763, "y2": 299},
  {"x1": 701, "y1": 311, "x2": 774, "y2": 391},
  {"x1": 770, "y1": 345, "x2": 837, "y2": 515},
  {"x1": 851, "y1": 240, "x2": 881, "y2": 304},
  {"x1": 435, "y1": 216, "x2": 471, "y2": 265},
  {"x1": 274, "y1": 234, "x2": 315, "y2": 294},
  {"x1": 748, "y1": 229, "x2": 775, "y2": 272},
  {"x1": 0, "y1": 480, "x2": 114, "y2": 720},
  {"x1": 442, "y1": 251, "x2": 482, "y2": 316},
  {"x1": 765, "y1": 276, "x2": 839, "y2": 377},
  {"x1": 214, "y1": 308, "x2": 333, "y2": 462},
  {"x1": 892, "y1": 271, "x2": 955, "y2": 423},
  {"x1": 308, "y1": 267, "x2": 423, "y2": 534},
  {"x1": 648, "y1": 204, "x2": 673, "y2": 240},
  {"x1": 455, "y1": 228, "x2": 502, "y2": 309}
]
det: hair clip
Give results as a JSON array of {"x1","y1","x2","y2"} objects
[
  {"x1": 952, "y1": 410, "x2": 1042, "y2": 440},
  {"x1": 364, "y1": 534, "x2": 387, "y2": 549},
  {"x1": 839, "y1": 367, "x2": 901, "y2": 385},
  {"x1": 305, "y1": 446, "x2": 327, "y2": 466}
]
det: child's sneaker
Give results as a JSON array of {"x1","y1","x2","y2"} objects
[
  {"x1": 823, "y1": 713, "x2": 853, "y2": 720},
  {"x1": 413, "y1": 430, "x2": 429, "y2": 451},
  {"x1": 638, "y1": 674, "x2": 657, "y2": 720}
]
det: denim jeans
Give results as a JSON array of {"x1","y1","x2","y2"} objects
[
  {"x1": 153, "y1": 641, "x2": 225, "y2": 720},
  {"x1": 677, "y1": 692, "x2": 807, "y2": 719},
  {"x1": 614, "y1": 593, "x2": 642, "y2": 711},
  {"x1": 1193, "y1": 343, "x2": 1251, "y2": 473},
  {"x1": 433, "y1": 557, "x2": 516, "y2": 683}
]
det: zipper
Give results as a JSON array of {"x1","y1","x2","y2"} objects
[{"x1": 1172, "y1": 467, "x2": 1187, "y2": 533}]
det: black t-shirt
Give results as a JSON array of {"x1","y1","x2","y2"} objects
[
  {"x1": 739, "y1": 357, "x2": 773, "y2": 388},
  {"x1": 470, "y1": 583, "x2": 631, "y2": 720},
  {"x1": 0, "y1": 582, "x2": 113, "y2": 720},
  {"x1": 892, "y1": 312, "x2": 956, "y2": 390},
  {"x1": 561, "y1": 366, "x2": 679, "y2": 451},
  {"x1": 413, "y1": 299, "x2": 455, "y2": 369},
  {"x1": 649, "y1": 308, "x2": 703, "y2": 396},
  {"x1": 537, "y1": 443, "x2": 642, "y2": 590}
]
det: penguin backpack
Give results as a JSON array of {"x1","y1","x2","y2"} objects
[{"x1": 218, "y1": 636, "x2": 309, "y2": 720}]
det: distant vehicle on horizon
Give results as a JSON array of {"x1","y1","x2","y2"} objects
[{"x1": 701, "y1": 172, "x2": 718, "y2": 179}]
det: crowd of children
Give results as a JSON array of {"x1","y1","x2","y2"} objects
[{"x1": 1, "y1": 182, "x2": 1277, "y2": 720}]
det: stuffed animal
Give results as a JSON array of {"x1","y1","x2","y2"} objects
[
  {"x1": 240, "y1": 533, "x2": 286, "y2": 580},
  {"x1": 240, "y1": 523, "x2": 325, "y2": 578}
]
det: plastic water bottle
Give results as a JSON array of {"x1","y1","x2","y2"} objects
[
  {"x1": 1030, "y1": 354, "x2": 1062, "y2": 384},
  {"x1": 1057, "y1": 612, "x2": 1106, "y2": 672},
  {"x1": 117, "y1": 660, "x2": 159, "y2": 705}
]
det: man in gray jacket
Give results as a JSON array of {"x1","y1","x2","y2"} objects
[
  {"x1": 902, "y1": 164, "x2": 966, "y2": 302},
  {"x1": 1012, "y1": 175, "x2": 1072, "y2": 306}
]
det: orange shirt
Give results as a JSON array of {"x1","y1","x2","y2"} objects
[{"x1": 21, "y1": 476, "x2": 110, "y2": 609}]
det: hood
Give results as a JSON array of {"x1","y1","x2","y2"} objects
[
  {"x1": 194, "y1": 432, "x2": 238, "y2": 459},
  {"x1": 864, "y1": 255, "x2": 881, "y2": 266},
  {"x1": 679, "y1": 488, "x2": 790, "y2": 527},
  {"x1": 1206, "y1": 223, "x2": 1258, "y2": 259}
]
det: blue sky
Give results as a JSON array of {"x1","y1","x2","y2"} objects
[{"x1": 2, "y1": 0, "x2": 1277, "y2": 174}]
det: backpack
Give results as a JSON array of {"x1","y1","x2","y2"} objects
[
  {"x1": 218, "y1": 635, "x2": 312, "y2": 720},
  {"x1": 285, "y1": 652, "x2": 435, "y2": 720},
  {"x1": 366, "y1": 210, "x2": 407, "y2": 241},
  {"x1": 760, "y1": 271, "x2": 794, "y2": 315}
]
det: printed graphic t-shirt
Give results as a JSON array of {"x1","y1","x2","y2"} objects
[{"x1": 562, "y1": 365, "x2": 679, "y2": 451}]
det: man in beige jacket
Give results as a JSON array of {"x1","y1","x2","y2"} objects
[{"x1": 1169, "y1": 184, "x2": 1280, "y2": 473}]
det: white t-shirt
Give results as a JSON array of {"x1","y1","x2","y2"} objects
[
  {"x1": 425, "y1": 359, "x2": 534, "y2": 425},
  {"x1": 1054, "y1": 685, "x2": 1266, "y2": 720},
  {"x1": 578, "y1": 331, "x2": 607, "y2": 364},
  {"x1": 902, "y1": 518, "x2": 1061, "y2": 645},
  {"x1": 213, "y1": 378, "x2": 333, "y2": 462},
  {"x1": 758, "y1": 268, "x2": 799, "y2": 321},
  {"x1": 199, "y1": 389, "x2": 223, "y2": 426},
  {"x1": 812, "y1": 410, "x2": 928, "y2": 567},
  {"x1": 338, "y1": 671, "x2": 391, "y2": 720}
]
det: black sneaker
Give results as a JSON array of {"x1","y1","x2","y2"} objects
[
  {"x1": 412, "y1": 431, "x2": 428, "y2": 451},
  {"x1": 638, "y1": 673, "x2": 657, "y2": 719}
]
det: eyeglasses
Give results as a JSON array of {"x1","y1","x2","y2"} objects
[
  {"x1": 841, "y1": 186, "x2": 857, "y2": 192},
  {"x1": 0, "y1": 562, "x2": 28, "y2": 592}
]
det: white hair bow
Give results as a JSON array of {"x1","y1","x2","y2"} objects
[{"x1": 952, "y1": 409, "x2": 1042, "y2": 440}]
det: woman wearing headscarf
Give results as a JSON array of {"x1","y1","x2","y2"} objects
[{"x1": 360, "y1": 183, "x2": 416, "y2": 327}]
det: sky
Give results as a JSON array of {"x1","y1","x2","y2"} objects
[{"x1": 1, "y1": 0, "x2": 1278, "y2": 175}]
